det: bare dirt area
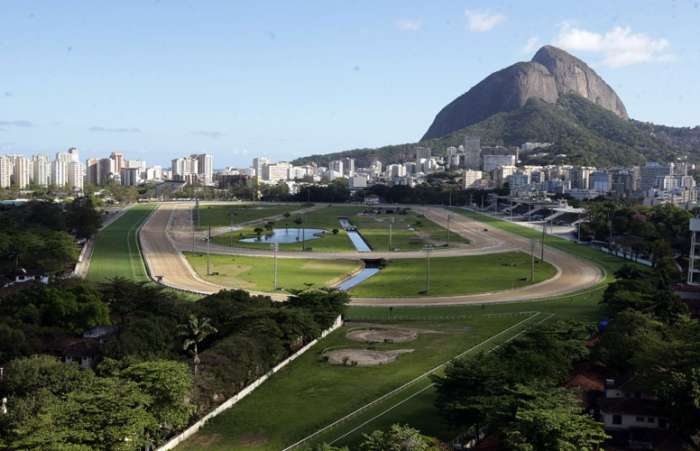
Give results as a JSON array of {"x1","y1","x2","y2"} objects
[
  {"x1": 323, "y1": 348, "x2": 414, "y2": 366},
  {"x1": 346, "y1": 328, "x2": 418, "y2": 343}
]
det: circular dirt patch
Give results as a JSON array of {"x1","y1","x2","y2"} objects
[
  {"x1": 346, "y1": 328, "x2": 418, "y2": 343},
  {"x1": 323, "y1": 348, "x2": 413, "y2": 367}
]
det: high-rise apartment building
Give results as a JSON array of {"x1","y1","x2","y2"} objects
[
  {"x1": 12, "y1": 156, "x2": 30, "y2": 189},
  {"x1": 51, "y1": 159, "x2": 67, "y2": 187},
  {"x1": 463, "y1": 136, "x2": 481, "y2": 170},
  {"x1": 343, "y1": 157, "x2": 355, "y2": 176},
  {"x1": 32, "y1": 155, "x2": 51, "y2": 187},
  {"x1": 85, "y1": 159, "x2": 99, "y2": 185},
  {"x1": 252, "y1": 157, "x2": 270, "y2": 178},
  {"x1": 98, "y1": 158, "x2": 115, "y2": 185},
  {"x1": 0, "y1": 156, "x2": 13, "y2": 188},
  {"x1": 110, "y1": 152, "x2": 125, "y2": 173},
  {"x1": 193, "y1": 154, "x2": 213, "y2": 185}
]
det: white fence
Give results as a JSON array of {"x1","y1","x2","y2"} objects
[{"x1": 157, "y1": 315, "x2": 344, "y2": 451}]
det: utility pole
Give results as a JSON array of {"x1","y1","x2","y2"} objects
[
  {"x1": 230, "y1": 211, "x2": 235, "y2": 248},
  {"x1": 272, "y1": 243, "x2": 279, "y2": 289},
  {"x1": 446, "y1": 214, "x2": 451, "y2": 247},
  {"x1": 207, "y1": 224, "x2": 211, "y2": 275},
  {"x1": 423, "y1": 245, "x2": 433, "y2": 294},
  {"x1": 530, "y1": 239, "x2": 536, "y2": 282},
  {"x1": 192, "y1": 204, "x2": 196, "y2": 253},
  {"x1": 540, "y1": 220, "x2": 546, "y2": 262},
  {"x1": 388, "y1": 222, "x2": 393, "y2": 250}
]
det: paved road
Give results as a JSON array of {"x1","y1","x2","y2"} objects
[{"x1": 139, "y1": 202, "x2": 604, "y2": 305}]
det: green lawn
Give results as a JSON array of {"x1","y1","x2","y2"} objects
[
  {"x1": 175, "y1": 312, "x2": 532, "y2": 451},
  {"x1": 171, "y1": 207, "x2": 629, "y2": 451},
  {"x1": 349, "y1": 252, "x2": 556, "y2": 298},
  {"x1": 86, "y1": 203, "x2": 156, "y2": 282},
  {"x1": 184, "y1": 252, "x2": 361, "y2": 292},
  {"x1": 213, "y1": 205, "x2": 467, "y2": 253},
  {"x1": 449, "y1": 208, "x2": 636, "y2": 279},
  {"x1": 175, "y1": 292, "x2": 608, "y2": 451},
  {"x1": 196, "y1": 203, "x2": 302, "y2": 229}
]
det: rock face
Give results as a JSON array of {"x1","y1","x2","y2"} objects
[{"x1": 422, "y1": 45, "x2": 628, "y2": 140}]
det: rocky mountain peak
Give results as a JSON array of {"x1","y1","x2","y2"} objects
[{"x1": 422, "y1": 45, "x2": 628, "y2": 140}]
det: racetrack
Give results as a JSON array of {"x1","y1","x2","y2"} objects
[{"x1": 139, "y1": 202, "x2": 603, "y2": 305}]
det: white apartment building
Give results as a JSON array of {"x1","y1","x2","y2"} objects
[
  {"x1": 12, "y1": 156, "x2": 31, "y2": 189},
  {"x1": 263, "y1": 162, "x2": 290, "y2": 183},
  {"x1": 483, "y1": 154, "x2": 517, "y2": 173},
  {"x1": 51, "y1": 159, "x2": 67, "y2": 187},
  {"x1": 463, "y1": 170, "x2": 483, "y2": 188},
  {"x1": 0, "y1": 156, "x2": 12, "y2": 188},
  {"x1": 193, "y1": 153, "x2": 213, "y2": 185},
  {"x1": 32, "y1": 155, "x2": 51, "y2": 187},
  {"x1": 252, "y1": 157, "x2": 270, "y2": 178}
]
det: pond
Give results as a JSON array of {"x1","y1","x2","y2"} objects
[{"x1": 239, "y1": 228, "x2": 326, "y2": 244}]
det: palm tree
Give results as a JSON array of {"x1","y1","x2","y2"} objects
[
  {"x1": 294, "y1": 216, "x2": 304, "y2": 250},
  {"x1": 283, "y1": 212, "x2": 291, "y2": 231},
  {"x1": 178, "y1": 314, "x2": 218, "y2": 378}
]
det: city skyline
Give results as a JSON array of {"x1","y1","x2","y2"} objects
[{"x1": 1, "y1": 1, "x2": 699, "y2": 167}]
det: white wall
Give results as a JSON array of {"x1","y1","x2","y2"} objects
[{"x1": 157, "y1": 315, "x2": 343, "y2": 451}]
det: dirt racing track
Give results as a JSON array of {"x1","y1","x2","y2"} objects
[{"x1": 138, "y1": 202, "x2": 604, "y2": 305}]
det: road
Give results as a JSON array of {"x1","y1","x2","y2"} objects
[{"x1": 138, "y1": 202, "x2": 604, "y2": 305}]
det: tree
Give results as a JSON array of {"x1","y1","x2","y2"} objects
[
  {"x1": 66, "y1": 196, "x2": 102, "y2": 238},
  {"x1": 253, "y1": 227, "x2": 264, "y2": 240},
  {"x1": 120, "y1": 360, "x2": 194, "y2": 440},
  {"x1": 360, "y1": 424, "x2": 440, "y2": 451},
  {"x1": 178, "y1": 314, "x2": 218, "y2": 377},
  {"x1": 501, "y1": 385, "x2": 608, "y2": 451}
]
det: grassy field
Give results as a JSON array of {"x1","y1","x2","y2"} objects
[
  {"x1": 86, "y1": 203, "x2": 156, "y2": 282},
  {"x1": 173, "y1": 208, "x2": 629, "y2": 451},
  {"x1": 184, "y1": 252, "x2": 361, "y2": 292},
  {"x1": 175, "y1": 291, "x2": 607, "y2": 451},
  {"x1": 214, "y1": 205, "x2": 467, "y2": 253},
  {"x1": 349, "y1": 252, "x2": 557, "y2": 298},
  {"x1": 196, "y1": 203, "x2": 302, "y2": 229},
  {"x1": 449, "y1": 208, "x2": 636, "y2": 279},
  {"x1": 176, "y1": 312, "x2": 534, "y2": 451}
]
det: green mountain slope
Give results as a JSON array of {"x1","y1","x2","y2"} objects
[{"x1": 293, "y1": 95, "x2": 685, "y2": 168}]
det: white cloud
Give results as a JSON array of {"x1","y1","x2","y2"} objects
[
  {"x1": 464, "y1": 9, "x2": 505, "y2": 32},
  {"x1": 554, "y1": 22, "x2": 673, "y2": 68},
  {"x1": 522, "y1": 36, "x2": 541, "y2": 54},
  {"x1": 395, "y1": 19, "x2": 422, "y2": 32}
]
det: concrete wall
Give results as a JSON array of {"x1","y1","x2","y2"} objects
[{"x1": 156, "y1": 315, "x2": 343, "y2": 451}]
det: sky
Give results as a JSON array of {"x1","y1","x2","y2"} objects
[{"x1": 1, "y1": 0, "x2": 699, "y2": 168}]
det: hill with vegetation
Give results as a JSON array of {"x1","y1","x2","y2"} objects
[{"x1": 293, "y1": 94, "x2": 686, "y2": 168}]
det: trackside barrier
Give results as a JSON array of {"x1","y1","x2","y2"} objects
[{"x1": 156, "y1": 315, "x2": 343, "y2": 451}]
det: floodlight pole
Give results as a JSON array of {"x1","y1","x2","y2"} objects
[
  {"x1": 388, "y1": 222, "x2": 393, "y2": 250},
  {"x1": 446, "y1": 214, "x2": 451, "y2": 247},
  {"x1": 272, "y1": 243, "x2": 279, "y2": 289},
  {"x1": 530, "y1": 238, "x2": 536, "y2": 282},
  {"x1": 540, "y1": 220, "x2": 546, "y2": 262},
  {"x1": 207, "y1": 224, "x2": 211, "y2": 275},
  {"x1": 424, "y1": 245, "x2": 433, "y2": 294}
]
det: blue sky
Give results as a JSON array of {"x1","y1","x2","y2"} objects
[{"x1": 1, "y1": 0, "x2": 698, "y2": 167}]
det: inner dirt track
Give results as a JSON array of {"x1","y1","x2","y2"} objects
[{"x1": 138, "y1": 202, "x2": 603, "y2": 305}]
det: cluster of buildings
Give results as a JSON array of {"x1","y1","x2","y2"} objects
[
  {"x1": 239, "y1": 135, "x2": 694, "y2": 209},
  {"x1": 0, "y1": 148, "x2": 84, "y2": 191},
  {"x1": 0, "y1": 149, "x2": 215, "y2": 193}
]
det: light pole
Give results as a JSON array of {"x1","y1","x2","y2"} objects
[
  {"x1": 423, "y1": 244, "x2": 433, "y2": 294},
  {"x1": 388, "y1": 222, "x2": 393, "y2": 250},
  {"x1": 207, "y1": 224, "x2": 212, "y2": 275},
  {"x1": 540, "y1": 219, "x2": 546, "y2": 262},
  {"x1": 230, "y1": 210, "x2": 235, "y2": 248},
  {"x1": 530, "y1": 238, "x2": 536, "y2": 282},
  {"x1": 446, "y1": 214, "x2": 451, "y2": 247},
  {"x1": 272, "y1": 243, "x2": 279, "y2": 290},
  {"x1": 192, "y1": 203, "x2": 196, "y2": 253}
]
